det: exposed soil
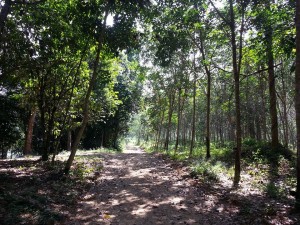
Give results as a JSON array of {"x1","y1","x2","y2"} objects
[
  {"x1": 1, "y1": 145, "x2": 299, "y2": 224},
  {"x1": 65, "y1": 145, "x2": 300, "y2": 225}
]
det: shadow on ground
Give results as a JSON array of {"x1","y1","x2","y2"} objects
[
  {"x1": 66, "y1": 145, "x2": 299, "y2": 225},
  {"x1": 0, "y1": 158, "x2": 96, "y2": 225}
]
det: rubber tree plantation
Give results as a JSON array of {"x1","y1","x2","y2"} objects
[{"x1": 1, "y1": 0, "x2": 300, "y2": 224}]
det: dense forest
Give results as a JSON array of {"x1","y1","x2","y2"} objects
[{"x1": 1, "y1": 0, "x2": 300, "y2": 220}]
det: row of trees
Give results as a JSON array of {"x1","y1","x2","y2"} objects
[
  {"x1": 0, "y1": 0, "x2": 147, "y2": 172},
  {"x1": 1, "y1": 0, "x2": 300, "y2": 208},
  {"x1": 130, "y1": 0, "x2": 300, "y2": 199}
]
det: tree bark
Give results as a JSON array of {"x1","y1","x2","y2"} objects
[
  {"x1": 156, "y1": 107, "x2": 165, "y2": 150},
  {"x1": 39, "y1": 74, "x2": 49, "y2": 161},
  {"x1": 259, "y1": 69, "x2": 268, "y2": 140},
  {"x1": 175, "y1": 87, "x2": 181, "y2": 153},
  {"x1": 229, "y1": 0, "x2": 242, "y2": 186},
  {"x1": 164, "y1": 91, "x2": 175, "y2": 151},
  {"x1": 189, "y1": 73, "x2": 196, "y2": 157},
  {"x1": 24, "y1": 107, "x2": 36, "y2": 155},
  {"x1": 0, "y1": 0, "x2": 11, "y2": 38},
  {"x1": 280, "y1": 65, "x2": 289, "y2": 147},
  {"x1": 265, "y1": 1, "x2": 279, "y2": 149},
  {"x1": 295, "y1": 0, "x2": 300, "y2": 209},
  {"x1": 199, "y1": 31, "x2": 211, "y2": 159},
  {"x1": 67, "y1": 130, "x2": 72, "y2": 151}
]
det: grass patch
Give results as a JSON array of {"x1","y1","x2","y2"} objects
[
  {"x1": 143, "y1": 139, "x2": 296, "y2": 199},
  {"x1": 190, "y1": 159, "x2": 231, "y2": 182}
]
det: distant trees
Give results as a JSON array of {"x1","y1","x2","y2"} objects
[
  {"x1": 0, "y1": 0, "x2": 148, "y2": 171},
  {"x1": 137, "y1": 0, "x2": 296, "y2": 187}
]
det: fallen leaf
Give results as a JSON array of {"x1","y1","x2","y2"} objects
[{"x1": 102, "y1": 213, "x2": 111, "y2": 219}]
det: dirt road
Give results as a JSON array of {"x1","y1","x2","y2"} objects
[{"x1": 66, "y1": 145, "x2": 297, "y2": 225}]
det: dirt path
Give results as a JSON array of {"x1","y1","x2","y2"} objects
[{"x1": 66, "y1": 145, "x2": 298, "y2": 225}]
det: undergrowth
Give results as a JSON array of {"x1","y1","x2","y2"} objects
[
  {"x1": 142, "y1": 139, "x2": 296, "y2": 197},
  {"x1": 0, "y1": 148, "x2": 107, "y2": 225}
]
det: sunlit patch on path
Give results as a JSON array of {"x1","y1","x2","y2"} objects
[{"x1": 65, "y1": 144, "x2": 298, "y2": 225}]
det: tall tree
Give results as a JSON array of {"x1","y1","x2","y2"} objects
[
  {"x1": 23, "y1": 107, "x2": 36, "y2": 155},
  {"x1": 65, "y1": 7, "x2": 109, "y2": 173},
  {"x1": 295, "y1": 0, "x2": 300, "y2": 209},
  {"x1": 209, "y1": 0, "x2": 246, "y2": 185},
  {"x1": 265, "y1": 0, "x2": 279, "y2": 149}
]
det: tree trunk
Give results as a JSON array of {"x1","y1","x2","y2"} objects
[
  {"x1": 24, "y1": 107, "x2": 36, "y2": 155},
  {"x1": 164, "y1": 92, "x2": 175, "y2": 151},
  {"x1": 229, "y1": 0, "x2": 242, "y2": 186},
  {"x1": 199, "y1": 31, "x2": 211, "y2": 159},
  {"x1": 0, "y1": 0, "x2": 11, "y2": 37},
  {"x1": 295, "y1": 0, "x2": 300, "y2": 209},
  {"x1": 189, "y1": 74, "x2": 196, "y2": 157},
  {"x1": 156, "y1": 108, "x2": 165, "y2": 150},
  {"x1": 265, "y1": 2, "x2": 279, "y2": 149},
  {"x1": 175, "y1": 87, "x2": 181, "y2": 153},
  {"x1": 182, "y1": 113, "x2": 187, "y2": 148},
  {"x1": 39, "y1": 75, "x2": 49, "y2": 161},
  {"x1": 259, "y1": 69, "x2": 268, "y2": 140},
  {"x1": 67, "y1": 130, "x2": 72, "y2": 151},
  {"x1": 255, "y1": 113, "x2": 262, "y2": 141},
  {"x1": 280, "y1": 66, "x2": 289, "y2": 147},
  {"x1": 64, "y1": 10, "x2": 109, "y2": 174}
]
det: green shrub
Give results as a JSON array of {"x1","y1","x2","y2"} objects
[
  {"x1": 191, "y1": 160, "x2": 226, "y2": 181},
  {"x1": 264, "y1": 183, "x2": 284, "y2": 199}
]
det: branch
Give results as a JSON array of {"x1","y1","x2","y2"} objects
[
  {"x1": 12, "y1": 0, "x2": 46, "y2": 5},
  {"x1": 240, "y1": 63, "x2": 282, "y2": 82},
  {"x1": 207, "y1": 0, "x2": 230, "y2": 25},
  {"x1": 212, "y1": 62, "x2": 232, "y2": 74}
]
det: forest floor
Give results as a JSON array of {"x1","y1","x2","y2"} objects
[{"x1": 1, "y1": 145, "x2": 300, "y2": 224}]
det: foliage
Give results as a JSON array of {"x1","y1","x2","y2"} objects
[
  {"x1": 264, "y1": 183, "x2": 285, "y2": 199},
  {"x1": 191, "y1": 159, "x2": 227, "y2": 182},
  {"x1": 0, "y1": 94, "x2": 25, "y2": 157}
]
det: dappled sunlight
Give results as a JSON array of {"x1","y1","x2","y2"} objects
[
  {"x1": 69, "y1": 149, "x2": 219, "y2": 224},
  {"x1": 61, "y1": 145, "x2": 299, "y2": 225},
  {"x1": 123, "y1": 144, "x2": 145, "y2": 154}
]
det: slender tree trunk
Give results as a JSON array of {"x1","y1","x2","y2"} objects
[
  {"x1": 164, "y1": 92, "x2": 175, "y2": 151},
  {"x1": 156, "y1": 108, "x2": 165, "y2": 150},
  {"x1": 65, "y1": 46, "x2": 101, "y2": 172},
  {"x1": 229, "y1": 0, "x2": 243, "y2": 186},
  {"x1": 198, "y1": 31, "x2": 211, "y2": 159},
  {"x1": 24, "y1": 107, "x2": 36, "y2": 155},
  {"x1": 244, "y1": 75, "x2": 254, "y2": 138},
  {"x1": 52, "y1": 41, "x2": 88, "y2": 163},
  {"x1": 39, "y1": 75, "x2": 49, "y2": 161},
  {"x1": 183, "y1": 113, "x2": 187, "y2": 148},
  {"x1": 265, "y1": 2, "x2": 279, "y2": 149},
  {"x1": 0, "y1": 0, "x2": 11, "y2": 38},
  {"x1": 295, "y1": 0, "x2": 300, "y2": 208},
  {"x1": 189, "y1": 74, "x2": 196, "y2": 157},
  {"x1": 64, "y1": 10, "x2": 109, "y2": 174},
  {"x1": 205, "y1": 76, "x2": 211, "y2": 159},
  {"x1": 259, "y1": 69, "x2": 268, "y2": 140},
  {"x1": 280, "y1": 67, "x2": 289, "y2": 147},
  {"x1": 175, "y1": 87, "x2": 181, "y2": 153},
  {"x1": 67, "y1": 130, "x2": 72, "y2": 151},
  {"x1": 255, "y1": 113, "x2": 262, "y2": 141}
]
